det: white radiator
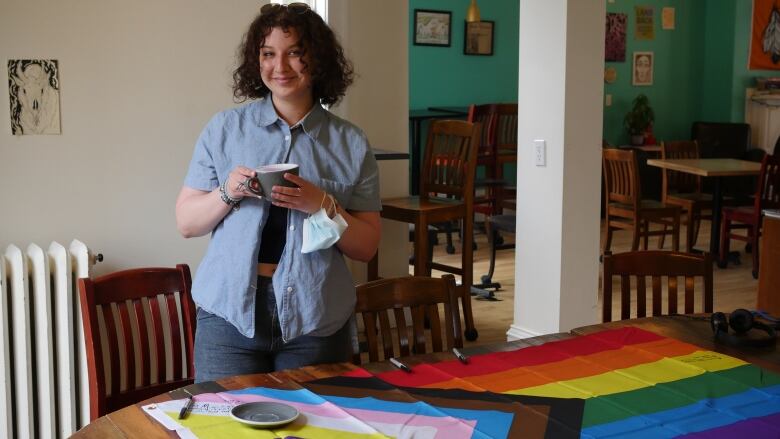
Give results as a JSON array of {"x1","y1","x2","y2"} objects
[{"x1": 0, "y1": 240, "x2": 100, "y2": 439}]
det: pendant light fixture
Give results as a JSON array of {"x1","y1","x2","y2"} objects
[{"x1": 466, "y1": 0, "x2": 481, "y2": 22}]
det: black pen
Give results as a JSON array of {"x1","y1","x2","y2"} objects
[
  {"x1": 389, "y1": 357, "x2": 412, "y2": 373},
  {"x1": 178, "y1": 388, "x2": 195, "y2": 419},
  {"x1": 452, "y1": 347, "x2": 469, "y2": 364}
]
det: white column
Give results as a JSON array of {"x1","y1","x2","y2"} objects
[{"x1": 508, "y1": 0, "x2": 604, "y2": 339}]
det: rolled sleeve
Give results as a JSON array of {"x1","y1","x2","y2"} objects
[
  {"x1": 346, "y1": 147, "x2": 381, "y2": 212},
  {"x1": 184, "y1": 114, "x2": 221, "y2": 191}
]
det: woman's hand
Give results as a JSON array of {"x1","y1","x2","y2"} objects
[
  {"x1": 225, "y1": 166, "x2": 257, "y2": 199},
  {"x1": 270, "y1": 173, "x2": 327, "y2": 214}
]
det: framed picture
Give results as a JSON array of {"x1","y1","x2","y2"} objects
[
  {"x1": 632, "y1": 51, "x2": 653, "y2": 86},
  {"x1": 464, "y1": 21, "x2": 494, "y2": 55},
  {"x1": 414, "y1": 9, "x2": 451, "y2": 47}
]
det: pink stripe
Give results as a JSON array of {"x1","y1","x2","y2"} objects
[{"x1": 344, "y1": 407, "x2": 477, "y2": 438}]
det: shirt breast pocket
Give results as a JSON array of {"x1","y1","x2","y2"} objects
[{"x1": 318, "y1": 178, "x2": 354, "y2": 209}]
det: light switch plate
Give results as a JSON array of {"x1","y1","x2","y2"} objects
[{"x1": 534, "y1": 139, "x2": 546, "y2": 167}]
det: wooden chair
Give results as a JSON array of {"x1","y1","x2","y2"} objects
[
  {"x1": 659, "y1": 140, "x2": 712, "y2": 252},
  {"x1": 602, "y1": 251, "x2": 713, "y2": 322},
  {"x1": 78, "y1": 264, "x2": 196, "y2": 421},
  {"x1": 353, "y1": 275, "x2": 463, "y2": 364},
  {"x1": 602, "y1": 148, "x2": 681, "y2": 254},
  {"x1": 377, "y1": 119, "x2": 481, "y2": 341},
  {"x1": 719, "y1": 153, "x2": 780, "y2": 278},
  {"x1": 494, "y1": 104, "x2": 518, "y2": 211},
  {"x1": 467, "y1": 104, "x2": 502, "y2": 216}
]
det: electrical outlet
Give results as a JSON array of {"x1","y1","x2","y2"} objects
[
  {"x1": 534, "y1": 139, "x2": 546, "y2": 167},
  {"x1": 605, "y1": 94, "x2": 612, "y2": 106}
]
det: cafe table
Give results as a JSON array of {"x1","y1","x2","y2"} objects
[
  {"x1": 73, "y1": 315, "x2": 780, "y2": 438},
  {"x1": 646, "y1": 158, "x2": 761, "y2": 260}
]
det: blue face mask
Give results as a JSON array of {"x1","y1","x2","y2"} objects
[{"x1": 301, "y1": 207, "x2": 348, "y2": 254}]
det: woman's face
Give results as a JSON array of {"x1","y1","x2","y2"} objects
[{"x1": 259, "y1": 27, "x2": 313, "y2": 106}]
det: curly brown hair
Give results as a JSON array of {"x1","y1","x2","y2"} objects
[{"x1": 232, "y1": 6, "x2": 354, "y2": 106}]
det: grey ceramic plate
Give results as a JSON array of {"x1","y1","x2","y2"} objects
[{"x1": 230, "y1": 402, "x2": 300, "y2": 428}]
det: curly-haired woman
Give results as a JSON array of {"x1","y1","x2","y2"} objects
[{"x1": 176, "y1": 3, "x2": 381, "y2": 382}]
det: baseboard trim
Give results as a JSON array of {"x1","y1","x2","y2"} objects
[{"x1": 506, "y1": 324, "x2": 543, "y2": 341}]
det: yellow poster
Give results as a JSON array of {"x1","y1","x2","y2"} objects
[{"x1": 635, "y1": 6, "x2": 655, "y2": 40}]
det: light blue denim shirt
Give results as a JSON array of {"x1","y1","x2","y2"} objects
[{"x1": 183, "y1": 97, "x2": 381, "y2": 340}]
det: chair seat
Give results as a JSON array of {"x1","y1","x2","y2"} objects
[
  {"x1": 382, "y1": 196, "x2": 465, "y2": 223},
  {"x1": 722, "y1": 206, "x2": 757, "y2": 224},
  {"x1": 666, "y1": 192, "x2": 713, "y2": 203},
  {"x1": 487, "y1": 214, "x2": 516, "y2": 233},
  {"x1": 608, "y1": 200, "x2": 679, "y2": 216}
]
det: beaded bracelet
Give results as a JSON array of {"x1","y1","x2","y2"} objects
[{"x1": 219, "y1": 179, "x2": 241, "y2": 211}]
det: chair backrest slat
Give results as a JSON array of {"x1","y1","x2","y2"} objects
[
  {"x1": 133, "y1": 299, "x2": 150, "y2": 388},
  {"x1": 602, "y1": 251, "x2": 713, "y2": 323},
  {"x1": 636, "y1": 276, "x2": 647, "y2": 318},
  {"x1": 684, "y1": 276, "x2": 695, "y2": 314},
  {"x1": 116, "y1": 301, "x2": 135, "y2": 391},
  {"x1": 102, "y1": 305, "x2": 121, "y2": 397},
  {"x1": 668, "y1": 276, "x2": 678, "y2": 314},
  {"x1": 620, "y1": 275, "x2": 631, "y2": 320},
  {"x1": 78, "y1": 264, "x2": 196, "y2": 421},
  {"x1": 393, "y1": 308, "x2": 411, "y2": 357},
  {"x1": 378, "y1": 310, "x2": 394, "y2": 360},
  {"x1": 148, "y1": 296, "x2": 165, "y2": 384},
  {"x1": 427, "y1": 304, "x2": 443, "y2": 353},
  {"x1": 165, "y1": 294, "x2": 183, "y2": 381},
  {"x1": 354, "y1": 275, "x2": 462, "y2": 364}
]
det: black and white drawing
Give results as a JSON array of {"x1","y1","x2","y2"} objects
[{"x1": 8, "y1": 59, "x2": 61, "y2": 135}]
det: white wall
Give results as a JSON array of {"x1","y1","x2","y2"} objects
[{"x1": 0, "y1": 0, "x2": 409, "y2": 277}]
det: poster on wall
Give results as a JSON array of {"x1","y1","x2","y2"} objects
[
  {"x1": 635, "y1": 6, "x2": 655, "y2": 40},
  {"x1": 7, "y1": 59, "x2": 61, "y2": 135},
  {"x1": 750, "y1": 0, "x2": 780, "y2": 69},
  {"x1": 605, "y1": 13, "x2": 627, "y2": 62},
  {"x1": 662, "y1": 7, "x2": 675, "y2": 30},
  {"x1": 632, "y1": 51, "x2": 653, "y2": 86}
]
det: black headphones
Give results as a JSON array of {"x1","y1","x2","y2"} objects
[{"x1": 710, "y1": 309, "x2": 777, "y2": 348}]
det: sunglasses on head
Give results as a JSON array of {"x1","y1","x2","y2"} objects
[{"x1": 260, "y1": 2, "x2": 310, "y2": 15}]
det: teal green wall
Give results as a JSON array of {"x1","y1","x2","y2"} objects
[
  {"x1": 699, "y1": 0, "x2": 736, "y2": 121},
  {"x1": 409, "y1": 0, "x2": 519, "y2": 109},
  {"x1": 603, "y1": 0, "x2": 707, "y2": 146}
]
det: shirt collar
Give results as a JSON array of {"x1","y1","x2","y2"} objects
[{"x1": 254, "y1": 96, "x2": 327, "y2": 145}]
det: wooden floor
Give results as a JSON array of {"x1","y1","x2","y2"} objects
[{"x1": 418, "y1": 219, "x2": 759, "y2": 348}]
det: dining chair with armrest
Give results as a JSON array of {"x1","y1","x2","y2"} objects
[
  {"x1": 602, "y1": 251, "x2": 713, "y2": 322},
  {"x1": 602, "y1": 148, "x2": 681, "y2": 254},
  {"x1": 377, "y1": 119, "x2": 481, "y2": 341},
  {"x1": 719, "y1": 153, "x2": 780, "y2": 278},
  {"x1": 78, "y1": 264, "x2": 196, "y2": 421},
  {"x1": 353, "y1": 275, "x2": 463, "y2": 364}
]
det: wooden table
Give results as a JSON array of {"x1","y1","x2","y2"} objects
[
  {"x1": 73, "y1": 316, "x2": 779, "y2": 438},
  {"x1": 646, "y1": 158, "x2": 761, "y2": 259}
]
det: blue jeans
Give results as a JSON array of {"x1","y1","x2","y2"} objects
[{"x1": 194, "y1": 276, "x2": 353, "y2": 383}]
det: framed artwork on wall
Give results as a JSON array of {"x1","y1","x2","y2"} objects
[
  {"x1": 414, "y1": 9, "x2": 452, "y2": 47},
  {"x1": 632, "y1": 51, "x2": 653, "y2": 86},
  {"x1": 464, "y1": 21, "x2": 494, "y2": 56}
]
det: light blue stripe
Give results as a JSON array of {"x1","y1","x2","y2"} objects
[{"x1": 581, "y1": 384, "x2": 780, "y2": 438}]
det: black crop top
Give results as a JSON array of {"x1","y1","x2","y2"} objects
[{"x1": 258, "y1": 204, "x2": 287, "y2": 264}]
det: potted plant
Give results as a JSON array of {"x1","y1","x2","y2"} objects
[{"x1": 623, "y1": 94, "x2": 655, "y2": 146}]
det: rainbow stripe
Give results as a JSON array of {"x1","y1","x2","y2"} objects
[{"x1": 355, "y1": 327, "x2": 780, "y2": 438}]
